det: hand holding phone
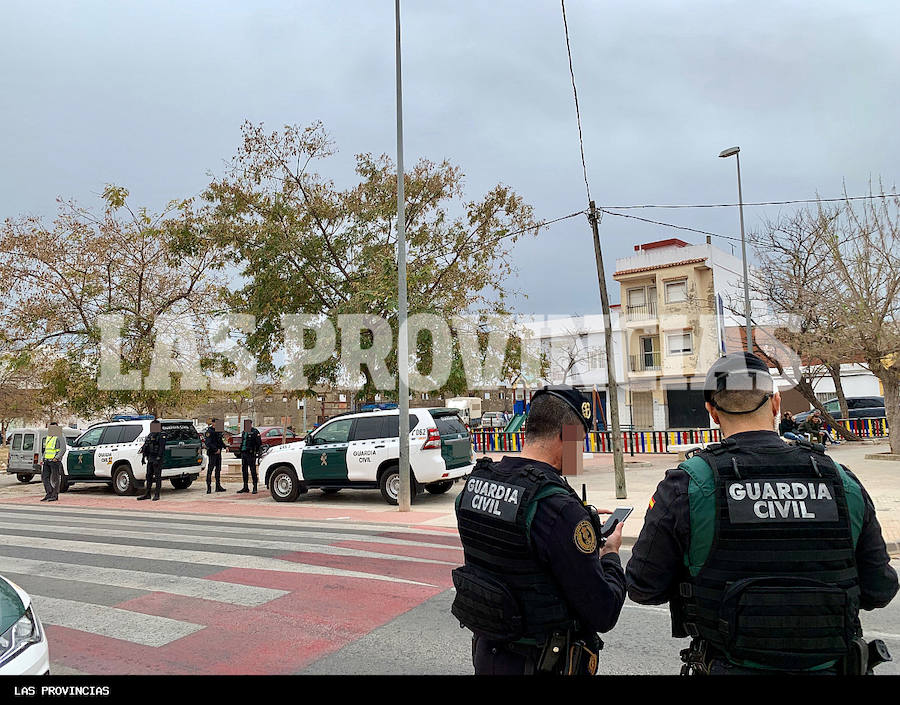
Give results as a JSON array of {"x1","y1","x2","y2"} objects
[{"x1": 599, "y1": 506, "x2": 633, "y2": 537}]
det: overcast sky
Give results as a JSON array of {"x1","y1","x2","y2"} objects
[{"x1": 2, "y1": 0, "x2": 898, "y2": 315}]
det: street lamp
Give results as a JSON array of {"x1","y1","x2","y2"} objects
[{"x1": 718, "y1": 146, "x2": 752, "y2": 353}]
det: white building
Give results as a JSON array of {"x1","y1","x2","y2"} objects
[{"x1": 518, "y1": 311, "x2": 630, "y2": 429}]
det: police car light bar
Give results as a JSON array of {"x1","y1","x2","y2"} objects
[{"x1": 111, "y1": 414, "x2": 156, "y2": 421}]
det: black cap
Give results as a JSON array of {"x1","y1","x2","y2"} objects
[
  {"x1": 530, "y1": 385, "x2": 593, "y2": 432},
  {"x1": 703, "y1": 352, "x2": 774, "y2": 413}
]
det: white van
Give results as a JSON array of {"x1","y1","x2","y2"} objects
[{"x1": 5, "y1": 427, "x2": 81, "y2": 483}]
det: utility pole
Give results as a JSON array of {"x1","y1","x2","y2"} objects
[
  {"x1": 395, "y1": 0, "x2": 411, "y2": 512},
  {"x1": 588, "y1": 201, "x2": 626, "y2": 498}
]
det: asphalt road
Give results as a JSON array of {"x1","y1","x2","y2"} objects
[
  {"x1": 0, "y1": 471, "x2": 898, "y2": 676},
  {"x1": 302, "y1": 548, "x2": 900, "y2": 676}
]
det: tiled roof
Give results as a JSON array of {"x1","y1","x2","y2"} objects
[{"x1": 614, "y1": 257, "x2": 708, "y2": 277}]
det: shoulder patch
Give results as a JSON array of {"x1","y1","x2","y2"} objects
[{"x1": 573, "y1": 519, "x2": 597, "y2": 554}]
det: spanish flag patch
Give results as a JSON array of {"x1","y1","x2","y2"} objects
[{"x1": 648, "y1": 497, "x2": 656, "y2": 510}]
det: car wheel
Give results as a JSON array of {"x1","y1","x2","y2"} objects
[
  {"x1": 170, "y1": 477, "x2": 193, "y2": 490},
  {"x1": 113, "y1": 465, "x2": 136, "y2": 496},
  {"x1": 379, "y1": 465, "x2": 417, "y2": 506},
  {"x1": 16, "y1": 474, "x2": 33, "y2": 483},
  {"x1": 270, "y1": 467, "x2": 300, "y2": 502},
  {"x1": 321, "y1": 488, "x2": 341, "y2": 496},
  {"x1": 425, "y1": 480, "x2": 454, "y2": 495}
]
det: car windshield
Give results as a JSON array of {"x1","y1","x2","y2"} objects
[{"x1": 0, "y1": 577, "x2": 25, "y2": 637}]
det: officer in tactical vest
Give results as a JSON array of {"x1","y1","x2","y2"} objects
[
  {"x1": 626, "y1": 352, "x2": 898, "y2": 675},
  {"x1": 204, "y1": 418, "x2": 226, "y2": 494},
  {"x1": 41, "y1": 422, "x2": 65, "y2": 502},
  {"x1": 452, "y1": 385, "x2": 627, "y2": 675},
  {"x1": 138, "y1": 420, "x2": 167, "y2": 501},
  {"x1": 237, "y1": 419, "x2": 261, "y2": 494}
]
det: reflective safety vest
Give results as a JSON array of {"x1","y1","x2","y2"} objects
[
  {"x1": 675, "y1": 438, "x2": 865, "y2": 672},
  {"x1": 451, "y1": 458, "x2": 582, "y2": 643},
  {"x1": 43, "y1": 435, "x2": 61, "y2": 461}
]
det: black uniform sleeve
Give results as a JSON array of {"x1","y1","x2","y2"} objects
[
  {"x1": 529, "y1": 494, "x2": 626, "y2": 634},
  {"x1": 843, "y1": 467, "x2": 899, "y2": 610},
  {"x1": 626, "y1": 468, "x2": 691, "y2": 605}
]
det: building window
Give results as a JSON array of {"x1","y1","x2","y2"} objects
[
  {"x1": 664, "y1": 279, "x2": 688, "y2": 303},
  {"x1": 484, "y1": 392, "x2": 490, "y2": 400},
  {"x1": 667, "y1": 330, "x2": 693, "y2": 355},
  {"x1": 587, "y1": 346, "x2": 606, "y2": 369},
  {"x1": 499, "y1": 392, "x2": 505, "y2": 400},
  {"x1": 422, "y1": 392, "x2": 429, "y2": 400}
]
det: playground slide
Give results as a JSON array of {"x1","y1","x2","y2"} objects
[{"x1": 503, "y1": 414, "x2": 526, "y2": 433}]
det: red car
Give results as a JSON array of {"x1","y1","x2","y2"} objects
[{"x1": 227, "y1": 426, "x2": 304, "y2": 458}]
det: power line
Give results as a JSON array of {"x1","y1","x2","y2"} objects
[
  {"x1": 560, "y1": 0, "x2": 591, "y2": 204},
  {"x1": 601, "y1": 193, "x2": 900, "y2": 210},
  {"x1": 598, "y1": 208, "x2": 749, "y2": 243},
  {"x1": 503, "y1": 209, "x2": 587, "y2": 239}
]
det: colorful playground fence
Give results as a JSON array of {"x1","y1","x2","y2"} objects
[
  {"x1": 470, "y1": 417, "x2": 890, "y2": 454},
  {"x1": 835, "y1": 417, "x2": 890, "y2": 438}
]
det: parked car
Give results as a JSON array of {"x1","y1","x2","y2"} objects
[
  {"x1": 259, "y1": 407, "x2": 474, "y2": 505},
  {"x1": 794, "y1": 396, "x2": 886, "y2": 424},
  {"x1": 5, "y1": 427, "x2": 80, "y2": 483},
  {"x1": 226, "y1": 426, "x2": 304, "y2": 458},
  {"x1": 63, "y1": 417, "x2": 203, "y2": 495},
  {"x1": 0, "y1": 575, "x2": 49, "y2": 675},
  {"x1": 478, "y1": 412, "x2": 507, "y2": 429}
]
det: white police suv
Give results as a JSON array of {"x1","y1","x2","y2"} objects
[
  {"x1": 0, "y1": 575, "x2": 49, "y2": 675},
  {"x1": 259, "y1": 408, "x2": 474, "y2": 505},
  {"x1": 62, "y1": 417, "x2": 203, "y2": 495}
]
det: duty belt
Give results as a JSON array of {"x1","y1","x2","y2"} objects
[
  {"x1": 504, "y1": 631, "x2": 601, "y2": 675},
  {"x1": 680, "y1": 637, "x2": 892, "y2": 675}
]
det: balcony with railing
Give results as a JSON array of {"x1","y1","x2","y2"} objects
[
  {"x1": 629, "y1": 351, "x2": 662, "y2": 373},
  {"x1": 624, "y1": 300, "x2": 658, "y2": 323}
]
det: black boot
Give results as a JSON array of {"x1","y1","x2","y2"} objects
[
  {"x1": 137, "y1": 493, "x2": 151, "y2": 501},
  {"x1": 207, "y1": 485, "x2": 212, "y2": 494},
  {"x1": 252, "y1": 484, "x2": 258, "y2": 495},
  {"x1": 237, "y1": 486, "x2": 249, "y2": 494},
  {"x1": 152, "y1": 492, "x2": 160, "y2": 501},
  {"x1": 216, "y1": 485, "x2": 227, "y2": 492}
]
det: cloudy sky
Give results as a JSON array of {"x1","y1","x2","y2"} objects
[{"x1": 2, "y1": 0, "x2": 897, "y2": 315}]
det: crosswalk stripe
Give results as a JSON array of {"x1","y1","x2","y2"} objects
[
  {"x1": 0, "y1": 509, "x2": 462, "y2": 551},
  {"x1": 0, "y1": 556, "x2": 288, "y2": 607},
  {"x1": 0, "y1": 504, "x2": 457, "y2": 541},
  {"x1": 0, "y1": 517, "x2": 458, "y2": 562},
  {"x1": 0, "y1": 535, "x2": 436, "y2": 587},
  {"x1": 31, "y1": 595, "x2": 204, "y2": 647}
]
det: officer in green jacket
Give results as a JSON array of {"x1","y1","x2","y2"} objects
[{"x1": 626, "y1": 352, "x2": 898, "y2": 675}]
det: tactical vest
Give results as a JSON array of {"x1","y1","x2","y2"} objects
[
  {"x1": 451, "y1": 458, "x2": 582, "y2": 643},
  {"x1": 144, "y1": 433, "x2": 166, "y2": 462},
  {"x1": 676, "y1": 438, "x2": 864, "y2": 671}
]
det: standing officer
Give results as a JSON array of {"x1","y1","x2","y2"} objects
[
  {"x1": 236, "y1": 419, "x2": 261, "y2": 494},
  {"x1": 626, "y1": 352, "x2": 898, "y2": 675},
  {"x1": 204, "y1": 418, "x2": 226, "y2": 494},
  {"x1": 138, "y1": 420, "x2": 167, "y2": 502},
  {"x1": 41, "y1": 422, "x2": 65, "y2": 502},
  {"x1": 451, "y1": 385, "x2": 627, "y2": 675}
]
